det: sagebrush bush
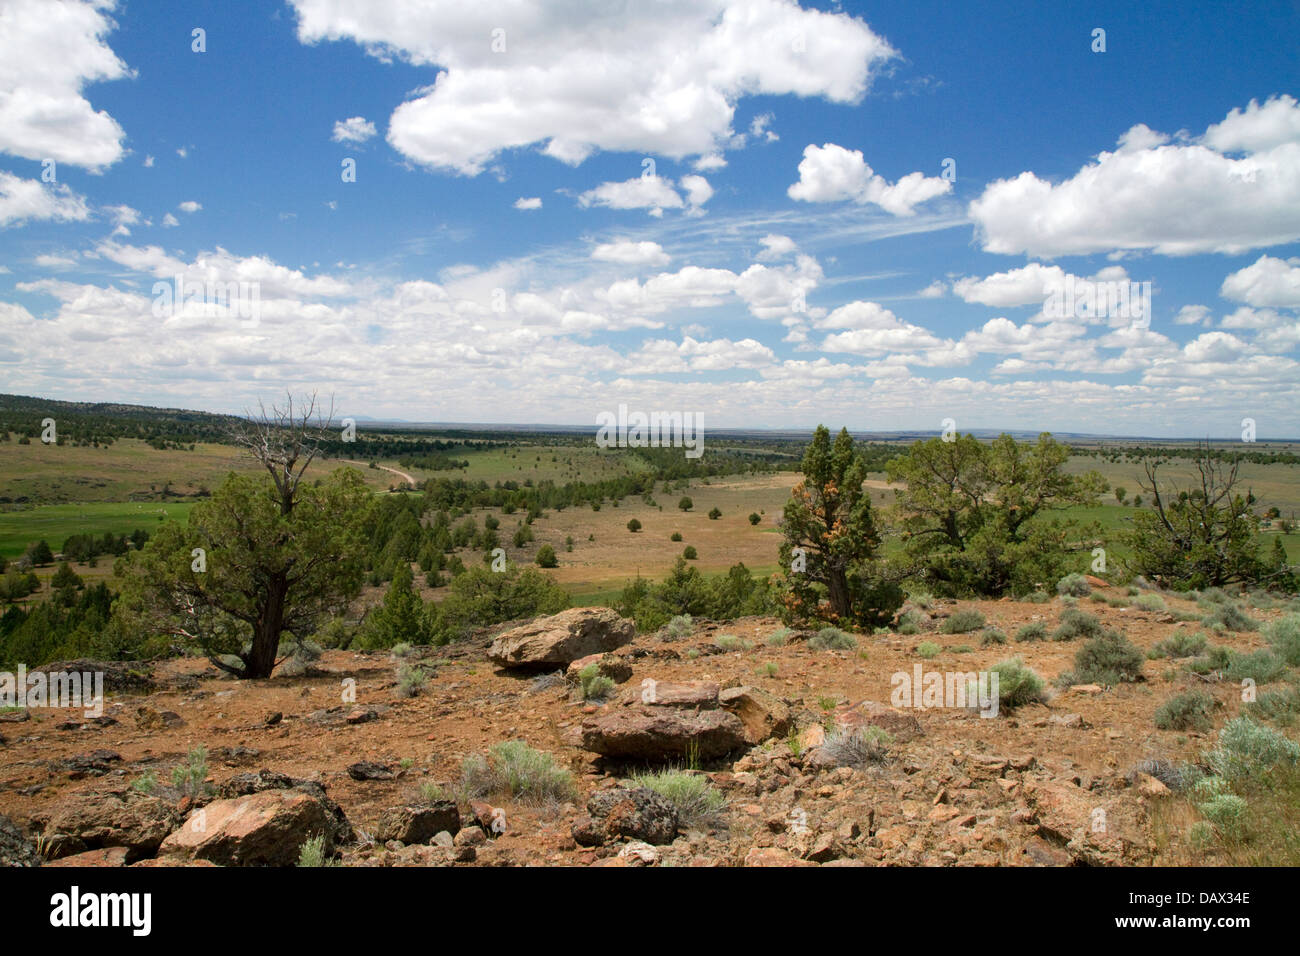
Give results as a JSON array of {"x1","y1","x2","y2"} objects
[
  {"x1": 1014, "y1": 621, "x2": 1047, "y2": 643},
  {"x1": 1205, "y1": 718, "x2": 1300, "y2": 781},
  {"x1": 460, "y1": 741, "x2": 577, "y2": 804},
  {"x1": 1133, "y1": 593, "x2": 1167, "y2": 612},
  {"x1": 917, "y1": 641, "x2": 941, "y2": 659},
  {"x1": 767, "y1": 626, "x2": 791, "y2": 646},
  {"x1": 1201, "y1": 602, "x2": 1259, "y2": 632},
  {"x1": 896, "y1": 610, "x2": 923, "y2": 635},
  {"x1": 663, "y1": 614, "x2": 693, "y2": 640},
  {"x1": 989, "y1": 657, "x2": 1046, "y2": 710},
  {"x1": 1222, "y1": 649, "x2": 1288, "y2": 685},
  {"x1": 907, "y1": 591, "x2": 934, "y2": 610},
  {"x1": 809, "y1": 626, "x2": 857, "y2": 650},
  {"x1": 1246, "y1": 683, "x2": 1300, "y2": 727},
  {"x1": 1052, "y1": 608, "x2": 1103, "y2": 641},
  {"x1": 630, "y1": 769, "x2": 726, "y2": 826},
  {"x1": 1198, "y1": 793, "x2": 1250, "y2": 839},
  {"x1": 1155, "y1": 690, "x2": 1214, "y2": 732},
  {"x1": 418, "y1": 781, "x2": 448, "y2": 805},
  {"x1": 1063, "y1": 629, "x2": 1145, "y2": 685},
  {"x1": 1056, "y1": 573, "x2": 1091, "y2": 597},
  {"x1": 1264, "y1": 614, "x2": 1300, "y2": 666},
  {"x1": 1184, "y1": 645, "x2": 1232, "y2": 675},
  {"x1": 1025, "y1": 590, "x2": 1051, "y2": 604},
  {"x1": 1150, "y1": 631, "x2": 1208, "y2": 659},
  {"x1": 981, "y1": 628, "x2": 1008, "y2": 646},
  {"x1": 577, "y1": 663, "x2": 615, "y2": 701},
  {"x1": 1248, "y1": 591, "x2": 1277, "y2": 611},
  {"x1": 941, "y1": 609, "x2": 985, "y2": 634},
  {"x1": 296, "y1": 834, "x2": 337, "y2": 868},
  {"x1": 396, "y1": 664, "x2": 427, "y2": 698}
]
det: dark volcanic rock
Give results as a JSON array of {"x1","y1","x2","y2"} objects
[{"x1": 573, "y1": 788, "x2": 679, "y2": 846}]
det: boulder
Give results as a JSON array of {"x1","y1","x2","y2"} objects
[
  {"x1": 469, "y1": 801, "x2": 508, "y2": 835},
  {"x1": 488, "y1": 608, "x2": 635, "y2": 669},
  {"x1": 719, "y1": 686, "x2": 791, "y2": 744},
  {"x1": 347, "y1": 761, "x2": 395, "y2": 781},
  {"x1": 1131, "y1": 772, "x2": 1171, "y2": 799},
  {"x1": 0, "y1": 814, "x2": 39, "y2": 867},
  {"x1": 1022, "y1": 779, "x2": 1149, "y2": 865},
  {"x1": 833, "y1": 700, "x2": 923, "y2": 743},
  {"x1": 581, "y1": 707, "x2": 748, "y2": 761},
  {"x1": 617, "y1": 841, "x2": 659, "y2": 865},
  {"x1": 159, "y1": 790, "x2": 336, "y2": 867},
  {"x1": 42, "y1": 790, "x2": 183, "y2": 862},
  {"x1": 565, "y1": 653, "x2": 634, "y2": 685},
  {"x1": 218, "y1": 768, "x2": 354, "y2": 845},
  {"x1": 217, "y1": 768, "x2": 296, "y2": 798},
  {"x1": 572, "y1": 788, "x2": 678, "y2": 846},
  {"x1": 375, "y1": 803, "x2": 460, "y2": 844}
]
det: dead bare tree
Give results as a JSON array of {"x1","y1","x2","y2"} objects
[{"x1": 230, "y1": 392, "x2": 336, "y2": 515}]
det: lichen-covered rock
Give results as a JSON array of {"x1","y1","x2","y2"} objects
[
  {"x1": 572, "y1": 788, "x2": 678, "y2": 846},
  {"x1": 0, "y1": 814, "x2": 38, "y2": 867}
]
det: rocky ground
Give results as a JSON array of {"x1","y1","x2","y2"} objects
[{"x1": 0, "y1": 582, "x2": 1285, "y2": 867}]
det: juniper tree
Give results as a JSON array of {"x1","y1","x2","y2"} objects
[
  {"x1": 886, "y1": 432, "x2": 1105, "y2": 596},
  {"x1": 114, "y1": 394, "x2": 370, "y2": 678},
  {"x1": 1125, "y1": 445, "x2": 1268, "y2": 590},
  {"x1": 777, "y1": 425, "x2": 901, "y2": 628}
]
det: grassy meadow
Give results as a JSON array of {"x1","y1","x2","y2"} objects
[{"x1": 4, "y1": 428, "x2": 1300, "y2": 608}]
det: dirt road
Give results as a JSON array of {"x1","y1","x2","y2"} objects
[{"x1": 339, "y1": 459, "x2": 417, "y2": 488}]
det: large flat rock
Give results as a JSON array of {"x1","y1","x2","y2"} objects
[
  {"x1": 159, "y1": 790, "x2": 336, "y2": 867},
  {"x1": 581, "y1": 706, "x2": 748, "y2": 761},
  {"x1": 488, "y1": 608, "x2": 635, "y2": 669}
]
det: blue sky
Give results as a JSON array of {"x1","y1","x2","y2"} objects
[{"x1": 1, "y1": 0, "x2": 1298, "y2": 437}]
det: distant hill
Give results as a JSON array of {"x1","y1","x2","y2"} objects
[{"x1": 0, "y1": 393, "x2": 243, "y2": 447}]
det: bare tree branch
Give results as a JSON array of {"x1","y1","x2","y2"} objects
[{"x1": 229, "y1": 391, "x2": 336, "y2": 515}]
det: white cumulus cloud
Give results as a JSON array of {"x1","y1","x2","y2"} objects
[
  {"x1": 332, "y1": 116, "x2": 377, "y2": 143},
  {"x1": 290, "y1": 0, "x2": 896, "y2": 175},
  {"x1": 788, "y1": 143, "x2": 951, "y2": 215},
  {"x1": 969, "y1": 95, "x2": 1300, "y2": 257},
  {"x1": 0, "y1": 0, "x2": 130, "y2": 170}
]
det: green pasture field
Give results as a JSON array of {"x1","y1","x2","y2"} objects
[
  {"x1": 0, "y1": 436, "x2": 395, "y2": 505},
  {"x1": 0, "y1": 501, "x2": 194, "y2": 559}
]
